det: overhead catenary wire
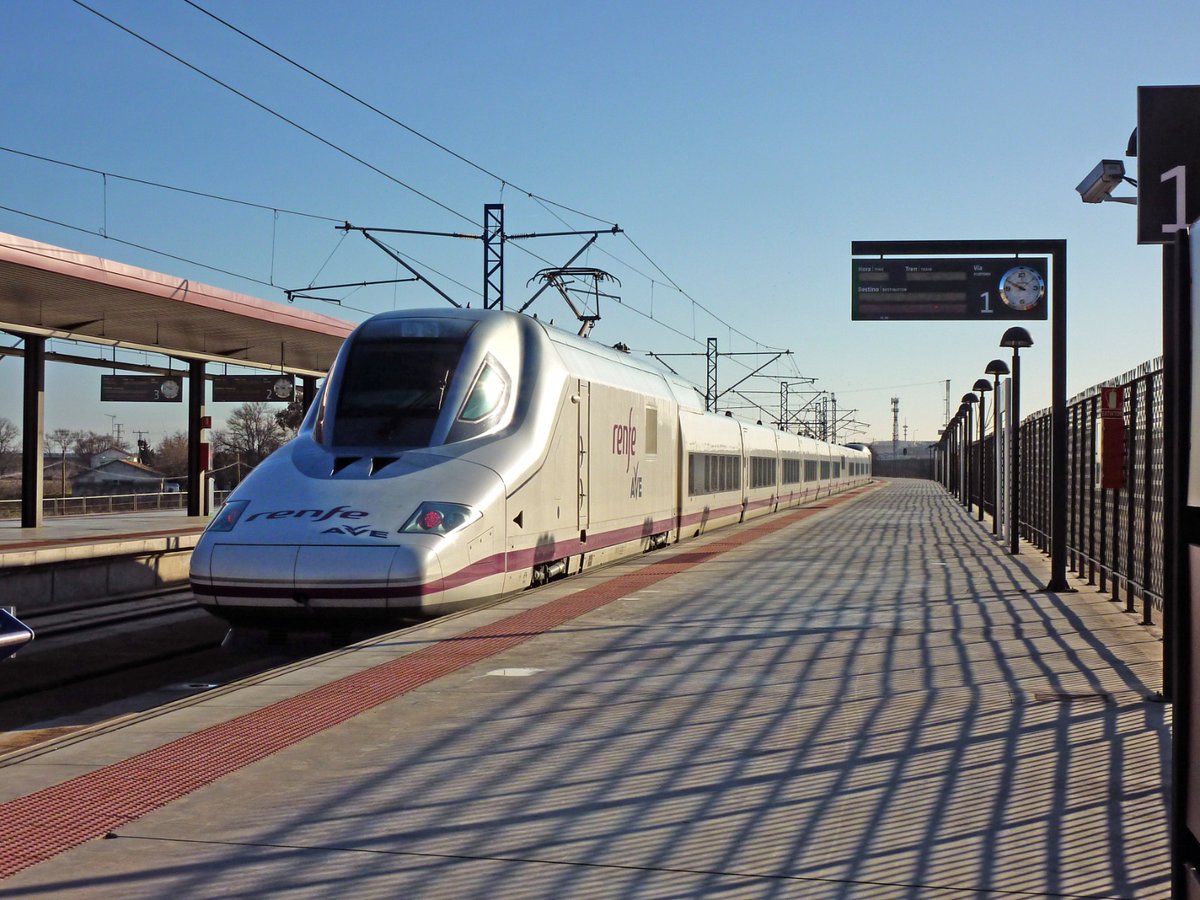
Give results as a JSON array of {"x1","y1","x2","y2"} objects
[
  {"x1": 182, "y1": 0, "x2": 618, "y2": 230},
  {"x1": 0, "y1": 145, "x2": 343, "y2": 223},
  {"x1": 1, "y1": 204, "x2": 272, "y2": 291},
  {"x1": 173, "y1": 0, "x2": 789, "y2": 368},
  {"x1": 69, "y1": 0, "x2": 478, "y2": 229},
  {"x1": 46, "y1": 0, "x2": 801, "y2": 386},
  {"x1": 0, "y1": 205, "x2": 382, "y2": 316}
]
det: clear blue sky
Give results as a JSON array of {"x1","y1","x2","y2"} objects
[{"x1": 1, "y1": 0, "x2": 1195, "y2": 447}]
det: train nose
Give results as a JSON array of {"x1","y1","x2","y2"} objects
[
  {"x1": 292, "y1": 543, "x2": 444, "y2": 609},
  {"x1": 197, "y1": 541, "x2": 444, "y2": 614}
]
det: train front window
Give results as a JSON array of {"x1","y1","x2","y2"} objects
[{"x1": 331, "y1": 318, "x2": 474, "y2": 449}]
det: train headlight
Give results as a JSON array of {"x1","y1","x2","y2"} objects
[
  {"x1": 400, "y1": 501, "x2": 479, "y2": 536},
  {"x1": 208, "y1": 499, "x2": 250, "y2": 533}
]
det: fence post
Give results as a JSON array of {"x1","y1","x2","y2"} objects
[
  {"x1": 1075, "y1": 405, "x2": 1084, "y2": 573},
  {"x1": 1142, "y1": 375, "x2": 1155, "y2": 626},
  {"x1": 1125, "y1": 381, "x2": 1138, "y2": 614},
  {"x1": 1088, "y1": 394, "x2": 1098, "y2": 585},
  {"x1": 1100, "y1": 448, "x2": 1110, "y2": 595}
]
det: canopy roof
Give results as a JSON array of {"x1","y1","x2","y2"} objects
[{"x1": 0, "y1": 232, "x2": 354, "y2": 376}]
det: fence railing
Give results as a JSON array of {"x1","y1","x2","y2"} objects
[
  {"x1": 0, "y1": 489, "x2": 232, "y2": 519},
  {"x1": 949, "y1": 358, "x2": 1164, "y2": 626}
]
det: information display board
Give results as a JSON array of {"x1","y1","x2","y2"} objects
[
  {"x1": 100, "y1": 375, "x2": 182, "y2": 402},
  {"x1": 212, "y1": 375, "x2": 295, "y2": 403},
  {"x1": 851, "y1": 257, "x2": 1049, "y2": 321}
]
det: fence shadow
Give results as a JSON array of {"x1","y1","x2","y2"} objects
[{"x1": 14, "y1": 479, "x2": 1172, "y2": 898}]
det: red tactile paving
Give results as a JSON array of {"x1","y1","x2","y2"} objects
[{"x1": 0, "y1": 484, "x2": 878, "y2": 880}]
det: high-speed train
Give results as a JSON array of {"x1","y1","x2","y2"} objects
[{"x1": 190, "y1": 308, "x2": 871, "y2": 626}]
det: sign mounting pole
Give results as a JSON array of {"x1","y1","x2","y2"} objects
[{"x1": 851, "y1": 239, "x2": 1069, "y2": 592}]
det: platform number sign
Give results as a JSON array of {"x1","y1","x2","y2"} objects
[
  {"x1": 852, "y1": 257, "x2": 1048, "y2": 321},
  {"x1": 1137, "y1": 86, "x2": 1200, "y2": 245},
  {"x1": 100, "y1": 374, "x2": 183, "y2": 402},
  {"x1": 212, "y1": 375, "x2": 295, "y2": 403}
]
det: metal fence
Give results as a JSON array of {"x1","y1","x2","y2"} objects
[
  {"x1": 957, "y1": 358, "x2": 1164, "y2": 626},
  {"x1": 0, "y1": 489, "x2": 231, "y2": 520}
]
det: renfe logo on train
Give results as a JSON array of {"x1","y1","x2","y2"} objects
[
  {"x1": 613, "y1": 412, "x2": 637, "y2": 471},
  {"x1": 245, "y1": 505, "x2": 370, "y2": 522},
  {"x1": 613, "y1": 411, "x2": 642, "y2": 498}
]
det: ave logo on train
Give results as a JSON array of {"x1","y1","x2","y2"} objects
[{"x1": 613, "y1": 409, "x2": 642, "y2": 498}]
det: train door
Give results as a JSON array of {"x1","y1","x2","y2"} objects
[{"x1": 577, "y1": 379, "x2": 590, "y2": 534}]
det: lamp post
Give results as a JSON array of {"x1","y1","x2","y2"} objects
[
  {"x1": 972, "y1": 378, "x2": 993, "y2": 522},
  {"x1": 984, "y1": 359, "x2": 1010, "y2": 535},
  {"x1": 1000, "y1": 327, "x2": 1033, "y2": 555},
  {"x1": 961, "y1": 394, "x2": 978, "y2": 511},
  {"x1": 954, "y1": 412, "x2": 965, "y2": 501},
  {"x1": 952, "y1": 410, "x2": 966, "y2": 502}
]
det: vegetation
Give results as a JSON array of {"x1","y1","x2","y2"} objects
[{"x1": 0, "y1": 401, "x2": 302, "y2": 500}]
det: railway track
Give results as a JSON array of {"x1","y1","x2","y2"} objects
[
  {"x1": 0, "y1": 590, "x2": 370, "y2": 753},
  {"x1": 18, "y1": 587, "x2": 200, "y2": 638}
]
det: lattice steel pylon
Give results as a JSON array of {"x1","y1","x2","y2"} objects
[
  {"x1": 706, "y1": 338, "x2": 718, "y2": 412},
  {"x1": 483, "y1": 203, "x2": 504, "y2": 309}
]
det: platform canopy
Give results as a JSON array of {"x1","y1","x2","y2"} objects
[{"x1": 0, "y1": 232, "x2": 354, "y2": 375}]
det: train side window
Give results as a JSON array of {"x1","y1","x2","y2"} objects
[
  {"x1": 645, "y1": 406, "x2": 658, "y2": 456},
  {"x1": 688, "y1": 451, "x2": 742, "y2": 496},
  {"x1": 782, "y1": 458, "x2": 800, "y2": 484}
]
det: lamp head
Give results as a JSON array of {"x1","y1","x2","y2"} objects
[
  {"x1": 985, "y1": 358, "x2": 1010, "y2": 377},
  {"x1": 972, "y1": 378, "x2": 992, "y2": 393},
  {"x1": 1000, "y1": 326, "x2": 1034, "y2": 350},
  {"x1": 961, "y1": 392, "x2": 978, "y2": 405}
]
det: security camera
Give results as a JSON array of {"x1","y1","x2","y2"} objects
[{"x1": 1076, "y1": 159, "x2": 1127, "y2": 203}]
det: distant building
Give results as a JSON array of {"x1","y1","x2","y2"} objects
[
  {"x1": 73, "y1": 457, "x2": 172, "y2": 496},
  {"x1": 868, "y1": 441, "x2": 936, "y2": 479},
  {"x1": 90, "y1": 447, "x2": 136, "y2": 468}
]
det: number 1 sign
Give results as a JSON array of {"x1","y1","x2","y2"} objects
[{"x1": 1138, "y1": 86, "x2": 1200, "y2": 245}]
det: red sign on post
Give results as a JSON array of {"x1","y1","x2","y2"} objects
[
  {"x1": 1100, "y1": 386, "x2": 1125, "y2": 419},
  {"x1": 1098, "y1": 387, "x2": 1126, "y2": 490}
]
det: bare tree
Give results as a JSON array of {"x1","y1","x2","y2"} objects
[
  {"x1": 152, "y1": 431, "x2": 190, "y2": 482},
  {"x1": 48, "y1": 428, "x2": 74, "y2": 498},
  {"x1": 0, "y1": 417, "x2": 17, "y2": 464},
  {"x1": 275, "y1": 399, "x2": 307, "y2": 437},
  {"x1": 221, "y1": 402, "x2": 286, "y2": 469},
  {"x1": 72, "y1": 430, "x2": 126, "y2": 460}
]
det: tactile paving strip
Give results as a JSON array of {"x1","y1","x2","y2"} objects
[{"x1": 0, "y1": 484, "x2": 877, "y2": 879}]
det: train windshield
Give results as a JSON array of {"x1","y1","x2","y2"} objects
[{"x1": 331, "y1": 318, "x2": 475, "y2": 448}]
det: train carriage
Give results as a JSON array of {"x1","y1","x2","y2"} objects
[
  {"x1": 190, "y1": 308, "x2": 871, "y2": 626},
  {"x1": 677, "y1": 405, "x2": 745, "y2": 537},
  {"x1": 742, "y1": 421, "x2": 782, "y2": 521}
]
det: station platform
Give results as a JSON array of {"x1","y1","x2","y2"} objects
[
  {"x1": 0, "y1": 511, "x2": 209, "y2": 610},
  {"x1": 0, "y1": 510, "x2": 208, "y2": 567},
  {"x1": 0, "y1": 479, "x2": 1170, "y2": 898}
]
